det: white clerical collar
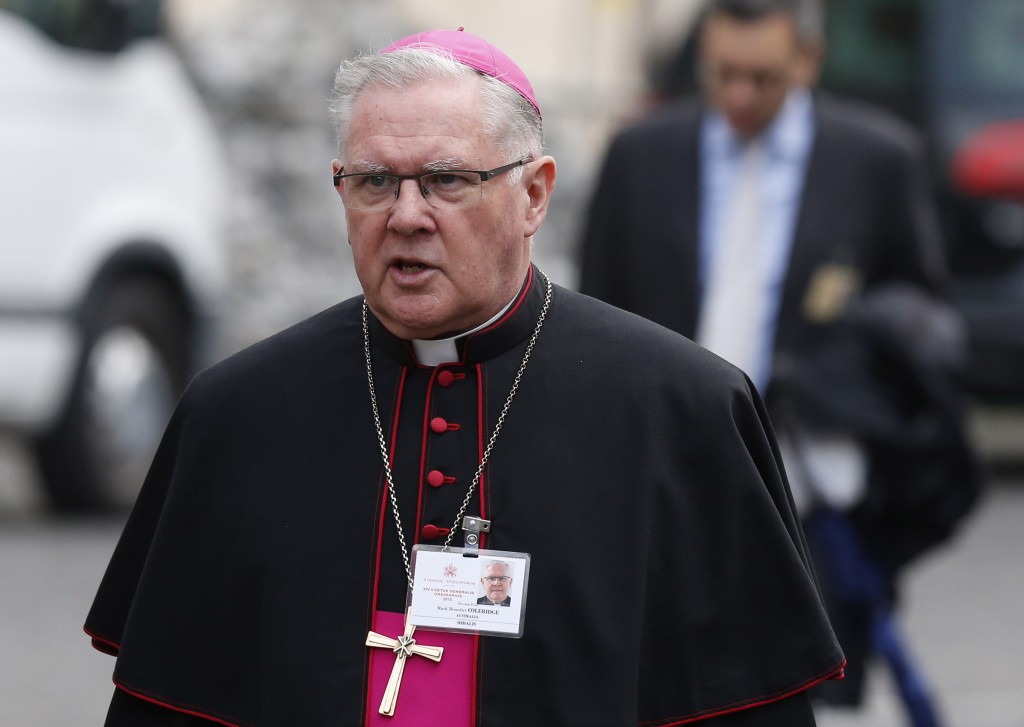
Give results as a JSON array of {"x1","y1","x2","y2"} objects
[{"x1": 411, "y1": 295, "x2": 518, "y2": 367}]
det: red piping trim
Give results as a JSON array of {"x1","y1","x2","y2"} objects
[
  {"x1": 415, "y1": 373, "x2": 439, "y2": 538},
  {"x1": 84, "y1": 625, "x2": 121, "y2": 655},
  {"x1": 475, "y1": 363, "x2": 487, "y2": 547},
  {"x1": 470, "y1": 266, "x2": 533, "y2": 341},
  {"x1": 372, "y1": 368, "x2": 407, "y2": 615},
  {"x1": 405, "y1": 340, "x2": 431, "y2": 370},
  {"x1": 364, "y1": 614, "x2": 382, "y2": 722},
  {"x1": 470, "y1": 364, "x2": 486, "y2": 724},
  {"x1": 638, "y1": 660, "x2": 847, "y2": 726},
  {"x1": 366, "y1": 368, "x2": 408, "y2": 721},
  {"x1": 113, "y1": 680, "x2": 250, "y2": 727},
  {"x1": 470, "y1": 634, "x2": 481, "y2": 726}
]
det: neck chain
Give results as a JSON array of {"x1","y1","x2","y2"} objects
[{"x1": 362, "y1": 272, "x2": 553, "y2": 587}]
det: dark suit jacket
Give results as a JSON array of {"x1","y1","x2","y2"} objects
[{"x1": 577, "y1": 92, "x2": 948, "y2": 403}]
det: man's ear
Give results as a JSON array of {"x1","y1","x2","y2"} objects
[
  {"x1": 796, "y1": 41, "x2": 825, "y2": 88},
  {"x1": 331, "y1": 160, "x2": 344, "y2": 201},
  {"x1": 524, "y1": 156, "x2": 557, "y2": 238}
]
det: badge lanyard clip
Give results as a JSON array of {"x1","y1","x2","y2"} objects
[{"x1": 461, "y1": 516, "x2": 491, "y2": 550}]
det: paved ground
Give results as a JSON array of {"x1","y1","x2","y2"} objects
[
  {"x1": 2, "y1": 436, "x2": 1022, "y2": 726},
  {"x1": 815, "y1": 477, "x2": 1024, "y2": 727}
]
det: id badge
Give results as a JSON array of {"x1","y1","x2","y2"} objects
[
  {"x1": 407, "y1": 545, "x2": 530, "y2": 638},
  {"x1": 803, "y1": 263, "x2": 862, "y2": 323}
]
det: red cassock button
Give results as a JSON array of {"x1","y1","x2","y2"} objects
[
  {"x1": 421, "y1": 524, "x2": 450, "y2": 541},
  {"x1": 437, "y1": 370, "x2": 455, "y2": 387},
  {"x1": 430, "y1": 417, "x2": 449, "y2": 434},
  {"x1": 427, "y1": 470, "x2": 446, "y2": 488}
]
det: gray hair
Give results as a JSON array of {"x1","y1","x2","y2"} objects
[
  {"x1": 329, "y1": 47, "x2": 543, "y2": 186},
  {"x1": 702, "y1": 0, "x2": 824, "y2": 45},
  {"x1": 482, "y1": 559, "x2": 512, "y2": 574}
]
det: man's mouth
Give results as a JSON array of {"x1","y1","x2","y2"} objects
[{"x1": 395, "y1": 261, "x2": 427, "y2": 273}]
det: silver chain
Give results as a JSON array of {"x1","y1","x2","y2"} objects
[{"x1": 362, "y1": 272, "x2": 553, "y2": 587}]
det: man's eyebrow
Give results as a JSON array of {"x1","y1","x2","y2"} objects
[
  {"x1": 345, "y1": 158, "x2": 474, "y2": 174},
  {"x1": 423, "y1": 157, "x2": 471, "y2": 172},
  {"x1": 346, "y1": 160, "x2": 392, "y2": 173}
]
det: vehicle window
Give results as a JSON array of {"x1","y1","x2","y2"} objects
[
  {"x1": 954, "y1": 0, "x2": 1024, "y2": 95},
  {"x1": 821, "y1": 0, "x2": 922, "y2": 97},
  {"x1": 0, "y1": 0, "x2": 161, "y2": 51},
  {"x1": 819, "y1": 0, "x2": 925, "y2": 123}
]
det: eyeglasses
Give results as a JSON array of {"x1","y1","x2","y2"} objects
[
  {"x1": 700, "y1": 62, "x2": 791, "y2": 92},
  {"x1": 333, "y1": 158, "x2": 531, "y2": 212},
  {"x1": 482, "y1": 576, "x2": 511, "y2": 584}
]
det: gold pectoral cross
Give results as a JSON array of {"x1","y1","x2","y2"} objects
[{"x1": 365, "y1": 620, "x2": 444, "y2": 717}]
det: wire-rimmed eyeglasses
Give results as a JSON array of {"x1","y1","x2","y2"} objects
[
  {"x1": 482, "y1": 576, "x2": 512, "y2": 584},
  {"x1": 332, "y1": 158, "x2": 531, "y2": 212}
]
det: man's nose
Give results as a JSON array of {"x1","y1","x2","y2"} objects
[
  {"x1": 394, "y1": 178, "x2": 428, "y2": 206},
  {"x1": 387, "y1": 178, "x2": 435, "y2": 233},
  {"x1": 723, "y1": 78, "x2": 758, "y2": 107}
]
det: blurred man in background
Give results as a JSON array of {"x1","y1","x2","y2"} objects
[{"x1": 578, "y1": 1, "x2": 981, "y2": 724}]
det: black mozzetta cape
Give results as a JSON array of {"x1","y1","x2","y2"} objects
[{"x1": 86, "y1": 267, "x2": 844, "y2": 726}]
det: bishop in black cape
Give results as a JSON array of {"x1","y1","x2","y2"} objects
[{"x1": 86, "y1": 267, "x2": 844, "y2": 726}]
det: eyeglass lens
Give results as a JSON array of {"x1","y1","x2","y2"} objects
[{"x1": 342, "y1": 171, "x2": 484, "y2": 211}]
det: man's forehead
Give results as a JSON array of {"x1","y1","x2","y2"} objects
[
  {"x1": 350, "y1": 80, "x2": 481, "y2": 128},
  {"x1": 344, "y1": 79, "x2": 494, "y2": 165},
  {"x1": 701, "y1": 11, "x2": 801, "y2": 55}
]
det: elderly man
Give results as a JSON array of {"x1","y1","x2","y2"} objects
[
  {"x1": 86, "y1": 28, "x2": 842, "y2": 726},
  {"x1": 477, "y1": 560, "x2": 513, "y2": 606}
]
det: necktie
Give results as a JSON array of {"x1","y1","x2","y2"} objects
[{"x1": 696, "y1": 140, "x2": 767, "y2": 381}]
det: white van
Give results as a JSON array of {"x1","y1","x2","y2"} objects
[{"x1": 0, "y1": 0, "x2": 226, "y2": 511}]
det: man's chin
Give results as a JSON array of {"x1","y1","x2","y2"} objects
[
  {"x1": 374, "y1": 302, "x2": 449, "y2": 340},
  {"x1": 727, "y1": 116, "x2": 768, "y2": 140}
]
